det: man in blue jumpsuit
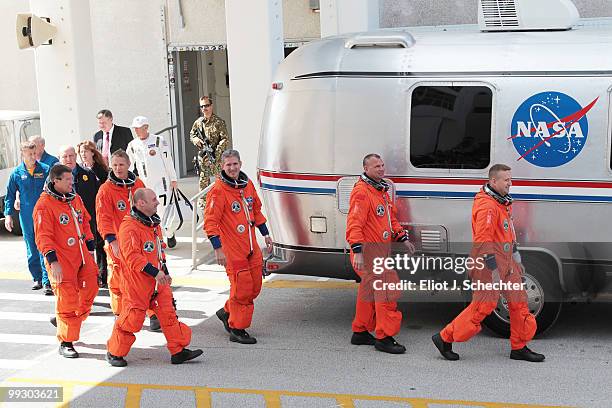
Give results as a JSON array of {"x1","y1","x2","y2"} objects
[
  {"x1": 4, "y1": 141, "x2": 51, "y2": 292},
  {"x1": 30, "y1": 135, "x2": 59, "y2": 167}
]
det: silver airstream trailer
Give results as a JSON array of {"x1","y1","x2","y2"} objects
[{"x1": 258, "y1": 4, "x2": 612, "y2": 335}]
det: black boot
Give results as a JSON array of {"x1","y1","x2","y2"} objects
[
  {"x1": 374, "y1": 336, "x2": 406, "y2": 354},
  {"x1": 510, "y1": 346, "x2": 545, "y2": 362},
  {"x1": 432, "y1": 333, "x2": 460, "y2": 361},
  {"x1": 149, "y1": 315, "x2": 162, "y2": 332},
  {"x1": 216, "y1": 308, "x2": 230, "y2": 333},
  {"x1": 32, "y1": 281, "x2": 42, "y2": 290},
  {"x1": 98, "y1": 275, "x2": 108, "y2": 289},
  {"x1": 171, "y1": 348, "x2": 203, "y2": 364},
  {"x1": 59, "y1": 342, "x2": 79, "y2": 358},
  {"x1": 167, "y1": 235, "x2": 177, "y2": 248},
  {"x1": 230, "y1": 328, "x2": 257, "y2": 344},
  {"x1": 351, "y1": 331, "x2": 375, "y2": 346},
  {"x1": 50, "y1": 316, "x2": 57, "y2": 327},
  {"x1": 106, "y1": 352, "x2": 127, "y2": 367},
  {"x1": 43, "y1": 284, "x2": 54, "y2": 296}
]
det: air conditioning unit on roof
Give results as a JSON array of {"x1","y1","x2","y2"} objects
[{"x1": 478, "y1": 0, "x2": 580, "y2": 31}]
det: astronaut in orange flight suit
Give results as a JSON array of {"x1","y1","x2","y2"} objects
[
  {"x1": 346, "y1": 154, "x2": 415, "y2": 355},
  {"x1": 204, "y1": 149, "x2": 273, "y2": 345},
  {"x1": 33, "y1": 164, "x2": 98, "y2": 359},
  {"x1": 432, "y1": 164, "x2": 545, "y2": 363},
  {"x1": 105, "y1": 188, "x2": 203, "y2": 367},
  {"x1": 96, "y1": 150, "x2": 145, "y2": 317}
]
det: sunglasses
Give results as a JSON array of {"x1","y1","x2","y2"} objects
[{"x1": 200, "y1": 104, "x2": 212, "y2": 109}]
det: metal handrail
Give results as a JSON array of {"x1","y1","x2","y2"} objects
[
  {"x1": 190, "y1": 183, "x2": 214, "y2": 270},
  {"x1": 154, "y1": 125, "x2": 178, "y2": 135}
]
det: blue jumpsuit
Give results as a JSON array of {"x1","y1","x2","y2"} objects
[
  {"x1": 40, "y1": 151, "x2": 59, "y2": 167},
  {"x1": 4, "y1": 161, "x2": 50, "y2": 284}
]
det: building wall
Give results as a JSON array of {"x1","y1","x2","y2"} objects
[
  {"x1": 89, "y1": 0, "x2": 172, "y2": 136},
  {"x1": 283, "y1": 0, "x2": 320, "y2": 41},
  {"x1": 166, "y1": 0, "x2": 320, "y2": 46},
  {"x1": 380, "y1": 0, "x2": 612, "y2": 27},
  {"x1": 0, "y1": 0, "x2": 38, "y2": 111}
]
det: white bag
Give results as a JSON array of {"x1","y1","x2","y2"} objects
[
  {"x1": 161, "y1": 190, "x2": 181, "y2": 236},
  {"x1": 174, "y1": 188, "x2": 196, "y2": 227},
  {"x1": 161, "y1": 188, "x2": 196, "y2": 236}
]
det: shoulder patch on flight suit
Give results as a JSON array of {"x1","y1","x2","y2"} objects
[
  {"x1": 67, "y1": 237, "x2": 76, "y2": 246},
  {"x1": 503, "y1": 219, "x2": 509, "y2": 231},
  {"x1": 117, "y1": 200, "x2": 127, "y2": 211},
  {"x1": 59, "y1": 213, "x2": 70, "y2": 225},
  {"x1": 246, "y1": 196, "x2": 253, "y2": 210},
  {"x1": 376, "y1": 204, "x2": 385, "y2": 217},
  {"x1": 237, "y1": 224, "x2": 246, "y2": 233},
  {"x1": 143, "y1": 241, "x2": 155, "y2": 253},
  {"x1": 231, "y1": 201, "x2": 241, "y2": 213}
]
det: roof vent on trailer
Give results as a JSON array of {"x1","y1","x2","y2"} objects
[{"x1": 478, "y1": 0, "x2": 579, "y2": 31}]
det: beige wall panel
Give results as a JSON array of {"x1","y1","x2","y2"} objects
[
  {"x1": 283, "y1": 0, "x2": 320, "y2": 40},
  {"x1": 90, "y1": 0, "x2": 171, "y2": 136},
  {"x1": 167, "y1": 0, "x2": 227, "y2": 45}
]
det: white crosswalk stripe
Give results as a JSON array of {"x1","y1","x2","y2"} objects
[{"x1": 0, "y1": 283, "x2": 228, "y2": 374}]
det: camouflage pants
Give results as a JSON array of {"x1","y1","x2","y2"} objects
[{"x1": 198, "y1": 162, "x2": 220, "y2": 209}]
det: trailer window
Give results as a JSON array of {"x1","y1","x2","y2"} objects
[
  {"x1": 410, "y1": 86, "x2": 492, "y2": 169},
  {"x1": 0, "y1": 123, "x2": 18, "y2": 170}
]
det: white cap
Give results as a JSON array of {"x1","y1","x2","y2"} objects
[{"x1": 131, "y1": 116, "x2": 149, "y2": 128}]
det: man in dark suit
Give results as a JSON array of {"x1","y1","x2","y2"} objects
[{"x1": 93, "y1": 109, "x2": 133, "y2": 164}]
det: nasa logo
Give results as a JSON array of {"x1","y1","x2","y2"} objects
[
  {"x1": 510, "y1": 92, "x2": 598, "y2": 167},
  {"x1": 59, "y1": 213, "x2": 69, "y2": 225},
  {"x1": 117, "y1": 200, "x2": 126, "y2": 211},
  {"x1": 376, "y1": 204, "x2": 385, "y2": 217},
  {"x1": 231, "y1": 201, "x2": 241, "y2": 213}
]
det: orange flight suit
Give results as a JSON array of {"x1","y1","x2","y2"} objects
[
  {"x1": 440, "y1": 187, "x2": 536, "y2": 350},
  {"x1": 107, "y1": 212, "x2": 191, "y2": 357},
  {"x1": 346, "y1": 177, "x2": 408, "y2": 340},
  {"x1": 33, "y1": 189, "x2": 98, "y2": 343},
  {"x1": 204, "y1": 175, "x2": 268, "y2": 329},
  {"x1": 96, "y1": 174, "x2": 145, "y2": 315}
]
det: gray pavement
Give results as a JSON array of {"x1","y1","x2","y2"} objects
[{"x1": 0, "y1": 176, "x2": 610, "y2": 407}]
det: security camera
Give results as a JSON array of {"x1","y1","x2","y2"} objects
[{"x1": 16, "y1": 13, "x2": 57, "y2": 49}]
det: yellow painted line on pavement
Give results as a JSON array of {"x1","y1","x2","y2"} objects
[
  {"x1": 4, "y1": 377, "x2": 574, "y2": 408},
  {"x1": 0, "y1": 271, "x2": 31, "y2": 281}
]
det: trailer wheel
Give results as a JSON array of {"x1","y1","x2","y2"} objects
[{"x1": 482, "y1": 254, "x2": 562, "y2": 338}]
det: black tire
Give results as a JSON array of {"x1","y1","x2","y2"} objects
[{"x1": 482, "y1": 253, "x2": 562, "y2": 338}]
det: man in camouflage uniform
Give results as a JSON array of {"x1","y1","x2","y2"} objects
[{"x1": 189, "y1": 96, "x2": 230, "y2": 208}]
